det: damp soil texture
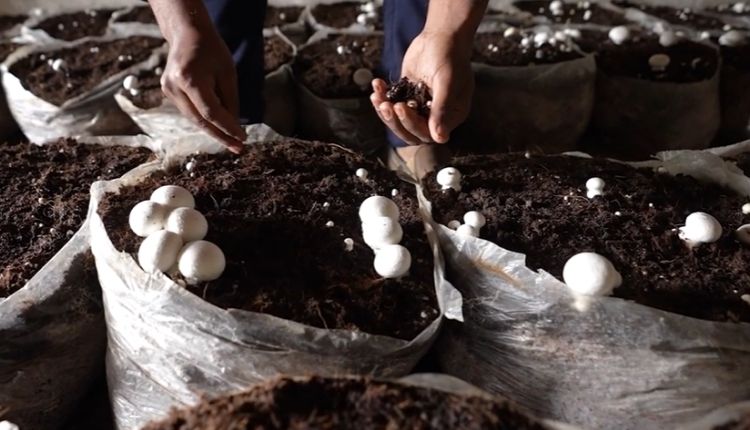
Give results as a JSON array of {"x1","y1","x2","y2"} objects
[
  {"x1": 113, "y1": 6, "x2": 157, "y2": 24},
  {"x1": 386, "y1": 78, "x2": 432, "y2": 118},
  {"x1": 614, "y1": 1, "x2": 731, "y2": 31},
  {"x1": 264, "y1": 35, "x2": 294, "y2": 74},
  {"x1": 473, "y1": 30, "x2": 583, "y2": 67},
  {"x1": 311, "y1": 2, "x2": 383, "y2": 30},
  {"x1": 10, "y1": 36, "x2": 164, "y2": 106},
  {"x1": 0, "y1": 139, "x2": 153, "y2": 298},
  {"x1": 576, "y1": 29, "x2": 719, "y2": 82},
  {"x1": 264, "y1": 6, "x2": 304, "y2": 28},
  {"x1": 121, "y1": 58, "x2": 165, "y2": 110},
  {"x1": 515, "y1": 0, "x2": 628, "y2": 25},
  {"x1": 0, "y1": 14, "x2": 27, "y2": 33},
  {"x1": 98, "y1": 140, "x2": 439, "y2": 340},
  {"x1": 143, "y1": 376, "x2": 548, "y2": 430},
  {"x1": 32, "y1": 9, "x2": 116, "y2": 41},
  {"x1": 423, "y1": 153, "x2": 750, "y2": 323},
  {"x1": 294, "y1": 34, "x2": 382, "y2": 98}
]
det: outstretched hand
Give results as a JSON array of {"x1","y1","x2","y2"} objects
[
  {"x1": 370, "y1": 30, "x2": 474, "y2": 146},
  {"x1": 161, "y1": 28, "x2": 246, "y2": 153}
]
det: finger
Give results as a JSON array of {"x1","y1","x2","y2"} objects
[
  {"x1": 181, "y1": 78, "x2": 247, "y2": 142},
  {"x1": 372, "y1": 78, "x2": 388, "y2": 100},
  {"x1": 169, "y1": 88, "x2": 244, "y2": 154},
  {"x1": 428, "y1": 73, "x2": 468, "y2": 144},
  {"x1": 378, "y1": 102, "x2": 423, "y2": 146},
  {"x1": 394, "y1": 103, "x2": 431, "y2": 143},
  {"x1": 216, "y1": 67, "x2": 241, "y2": 121}
]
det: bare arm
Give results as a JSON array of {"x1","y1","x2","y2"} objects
[
  {"x1": 149, "y1": 0, "x2": 246, "y2": 153},
  {"x1": 371, "y1": 0, "x2": 488, "y2": 145}
]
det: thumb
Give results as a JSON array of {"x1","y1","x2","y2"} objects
[{"x1": 428, "y1": 74, "x2": 465, "y2": 144}]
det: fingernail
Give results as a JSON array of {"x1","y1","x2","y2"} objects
[{"x1": 382, "y1": 108, "x2": 392, "y2": 121}]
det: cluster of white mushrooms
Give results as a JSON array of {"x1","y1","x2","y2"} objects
[
  {"x1": 358, "y1": 195, "x2": 412, "y2": 279},
  {"x1": 122, "y1": 67, "x2": 163, "y2": 98},
  {"x1": 436, "y1": 167, "x2": 487, "y2": 238},
  {"x1": 356, "y1": 1, "x2": 379, "y2": 26},
  {"x1": 128, "y1": 185, "x2": 226, "y2": 284}
]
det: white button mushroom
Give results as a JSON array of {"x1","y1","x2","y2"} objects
[
  {"x1": 344, "y1": 238, "x2": 355, "y2": 251},
  {"x1": 150, "y1": 185, "x2": 195, "y2": 209},
  {"x1": 608, "y1": 26, "x2": 630, "y2": 45},
  {"x1": 436, "y1": 167, "x2": 462, "y2": 192},
  {"x1": 549, "y1": 0, "x2": 564, "y2": 15},
  {"x1": 358, "y1": 196, "x2": 400, "y2": 222},
  {"x1": 585, "y1": 177, "x2": 605, "y2": 198},
  {"x1": 562, "y1": 252, "x2": 622, "y2": 297},
  {"x1": 736, "y1": 224, "x2": 750, "y2": 245},
  {"x1": 362, "y1": 216, "x2": 403, "y2": 249},
  {"x1": 649, "y1": 54, "x2": 671, "y2": 72},
  {"x1": 582, "y1": 9, "x2": 592, "y2": 20},
  {"x1": 355, "y1": 167, "x2": 369, "y2": 180},
  {"x1": 177, "y1": 240, "x2": 226, "y2": 283},
  {"x1": 165, "y1": 207, "x2": 208, "y2": 242},
  {"x1": 0, "y1": 422, "x2": 19, "y2": 430},
  {"x1": 719, "y1": 30, "x2": 748, "y2": 47},
  {"x1": 679, "y1": 212, "x2": 723, "y2": 245},
  {"x1": 743, "y1": 203, "x2": 750, "y2": 215},
  {"x1": 352, "y1": 68, "x2": 374, "y2": 87},
  {"x1": 122, "y1": 75, "x2": 139, "y2": 90},
  {"x1": 447, "y1": 220, "x2": 462, "y2": 230},
  {"x1": 361, "y1": 1, "x2": 376, "y2": 13},
  {"x1": 138, "y1": 230, "x2": 183, "y2": 273},
  {"x1": 129, "y1": 88, "x2": 140, "y2": 97},
  {"x1": 129, "y1": 200, "x2": 171, "y2": 237},
  {"x1": 658, "y1": 31, "x2": 679, "y2": 47},
  {"x1": 463, "y1": 211, "x2": 486, "y2": 229},
  {"x1": 504, "y1": 27, "x2": 518, "y2": 37},
  {"x1": 51, "y1": 58, "x2": 65, "y2": 72},
  {"x1": 373, "y1": 244, "x2": 412, "y2": 278},
  {"x1": 456, "y1": 224, "x2": 480, "y2": 237},
  {"x1": 356, "y1": 12, "x2": 369, "y2": 25}
]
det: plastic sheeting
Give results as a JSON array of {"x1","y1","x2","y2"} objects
[
  {"x1": 89, "y1": 125, "x2": 462, "y2": 430},
  {"x1": 0, "y1": 136, "x2": 158, "y2": 430},
  {"x1": 294, "y1": 31, "x2": 385, "y2": 155},
  {"x1": 1, "y1": 35, "x2": 164, "y2": 143},
  {"x1": 427, "y1": 146, "x2": 750, "y2": 430}
]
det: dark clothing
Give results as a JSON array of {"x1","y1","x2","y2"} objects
[{"x1": 204, "y1": 0, "x2": 267, "y2": 124}]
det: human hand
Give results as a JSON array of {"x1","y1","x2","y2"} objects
[
  {"x1": 161, "y1": 28, "x2": 246, "y2": 153},
  {"x1": 371, "y1": 30, "x2": 474, "y2": 145}
]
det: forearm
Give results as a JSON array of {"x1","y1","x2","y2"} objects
[
  {"x1": 423, "y1": 0, "x2": 488, "y2": 46},
  {"x1": 148, "y1": 0, "x2": 217, "y2": 44}
]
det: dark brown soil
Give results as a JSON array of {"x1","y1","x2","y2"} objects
[
  {"x1": 423, "y1": 153, "x2": 750, "y2": 323},
  {"x1": 0, "y1": 139, "x2": 153, "y2": 298},
  {"x1": 312, "y1": 2, "x2": 383, "y2": 30},
  {"x1": 143, "y1": 376, "x2": 547, "y2": 430},
  {"x1": 614, "y1": 1, "x2": 730, "y2": 31},
  {"x1": 386, "y1": 77, "x2": 432, "y2": 117},
  {"x1": 113, "y1": 6, "x2": 157, "y2": 24},
  {"x1": 264, "y1": 35, "x2": 294, "y2": 74},
  {"x1": 98, "y1": 140, "x2": 438, "y2": 340},
  {"x1": 0, "y1": 14, "x2": 26, "y2": 33},
  {"x1": 10, "y1": 36, "x2": 164, "y2": 106},
  {"x1": 264, "y1": 6, "x2": 304, "y2": 28},
  {"x1": 576, "y1": 29, "x2": 719, "y2": 82},
  {"x1": 473, "y1": 30, "x2": 583, "y2": 67},
  {"x1": 121, "y1": 58, "x2": 165, "y2": 110},
  {"x1": 32, "y1": 9, "x2": 116, "y2": 41},
  {"x1": 61, "y1": 368, "x2": 114, "y2": 430},
  {"x1": 515, "y1": 0, "x2": 628, "y2": 25},
  {"x1": 294, "y1": 34, "x2": 382, "y2": 98}
]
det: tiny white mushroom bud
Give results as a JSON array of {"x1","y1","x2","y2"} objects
[
  {"x1": 608, "y1": 26, "x2": 631, "y2": 45},
  {"x1": 585, "y1": 177, "x2": 605, "y2": 198},
  {"x1": 533, "y1": 31, "x2": 550, "y2": 46},
  {"x1": 344, "y1": 238, "x2": 355, "y2": 251},
  {"x1": 129, "y1": 200, "x2": 171, "y2": 237},
  {"x1": 373, "y1": 244, "x2": 412, "y2": 278},
  {"x1": 129, "y1": 88, "x2": 140, "y2": 97},
  {"x1": 719, "y1": 30, "x2": 747, "y2": 47},
  {"x1": 362, "y1": 216, "x2": 403, "y2": 249},
  {"x1": 361, "y1": 1, "x2": 376, "y2": 13},
  {"x1": 583, "y1": 9, "x2": 592, "y2": 20},
  {"x1": 355, "y1": 167, "x2": 369, "y2": 180},
  {"x1": 549, "y1": 0, "x2": 564, "y2": 15},
  {"x1": 326, "y1": 220, "x2": 335, "y2": 228},
  {"x1": 679, "y1": 212, "x2": 723, "y2": 245},
  {"x1": 353, "y1": 68, "x2": 374, "y2": 87},
  {"x1": 165, "y1": 207, "x2": 208, "y2": 242},
  {"x1": 359, "y1": 196, "x2": 400, "y2": 222},
  {"x1": 336, "y1": 45, "x2": 346, "y2": 55},
  {"x1": 456, "y1": 224, "x2": 479, "y2": 237},
  {"x1": 138, "y1": 230, "x2": 183, "y2": 273},
  {"x1": 322, "y1": 202, "x2": 331, "y2": 208},
  {"x1": 356, "y1": 13, "x2": 369, "y2": 25},
  {"x1": 659, "y1": 31, "x2": 679, "y2": 47},
  {"x1": 463, "y1": 211, "x2": 486, "y2": 229},
  {"x1": 743, "y1": 203, "x2": 750, "y2": 215},
  {"x1": 177, "y1": 240, "x2": 226, "y2": 283},
  {"x1": 150, "y1": 185, "x2": 195, "y2": 208},
  {"x1": 736, "y1": 224, "x2": 750, "y2": 245},
  {"x1": 504, "y1": 27, "x2": 518, "y2": 37},
  {"x1": 391, "y1": 188, "x2": 399, "y2": 197},
  {"x1": 185, "y1": 160, "x2": 196, "y2": 171},
  {"x1": 649, "y1": 53, "x2": 671, "y2": 72},
  {"x1": 123, "y1": 75, "x2": 139, "y2": 90},
  {"x1": 447, "y1": 220, "x2": 462, "y2": 230},
  {"x1": 436, "y1": 167, "x2": 462, "y2": 192},
  {"x1": 563, "y1": 252, "x2": 622, "y2": 297},
  {"x1": 154, "y1": 67, "x2": 164, "y2": 76},
  {"x1": 51, "y1": 58, "x2": 65, "y2": 72}
]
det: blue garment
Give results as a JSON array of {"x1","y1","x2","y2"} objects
[
  {"x1": 203, "y1": 0, "x2": 267, "y2": 124},
  {"x1": 382, "y1": 0, "x2": 428, "y2": 148}
]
